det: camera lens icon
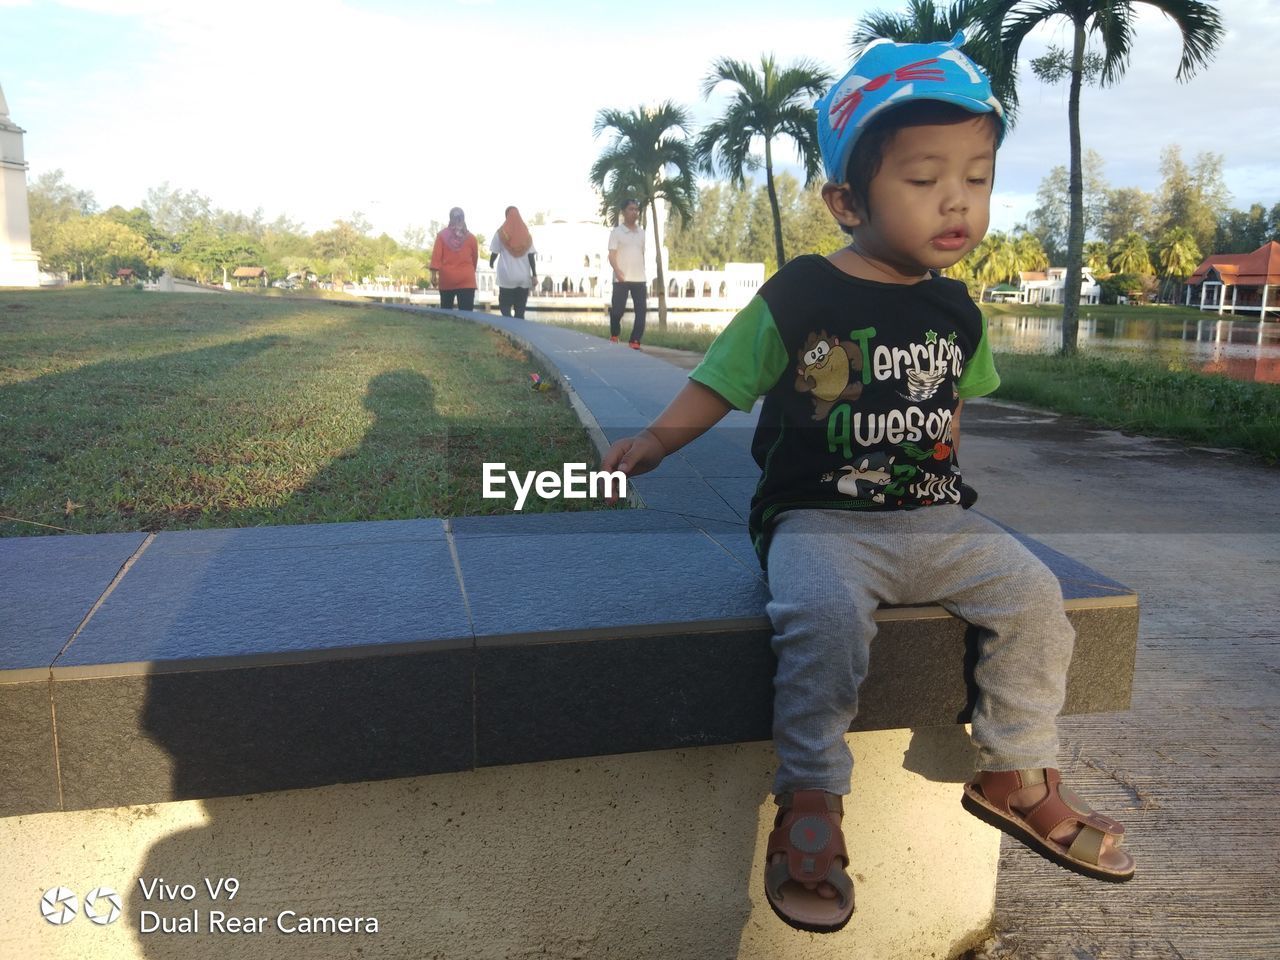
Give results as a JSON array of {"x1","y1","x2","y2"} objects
[
  {"x1": 84, "y1": 886, "x2": 122, "y2": 925},
  {"x1": 40, "y1": 887, "x2": 79, "y2": 925}
]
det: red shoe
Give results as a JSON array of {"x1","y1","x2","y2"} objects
[
  {"x1": 609, "y1": 335, "x2": 619, "y2": 343},
  {"x1": 629, "y1": 340, "x2": 641, "y2": 350},
  {"x1": 764, "y1": 791, "x2": 854, "y2": 933},
  {"x1": 963, "y1": 769, "x2": 1136, "y2": 882}
]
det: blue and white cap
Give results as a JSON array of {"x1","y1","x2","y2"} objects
[{"x1": 815, "y1": 31, "x2": 1005, "y2": 183}]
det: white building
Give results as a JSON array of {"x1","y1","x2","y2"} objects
[
  {"x1": 526, "y1": 216, "x2": 762, "y2": 310},
  {"x1": 0, "y1": 81, "x2": 42, "y2": 288},
  {"x1": 528, "y1": 218, "x2": 619, "y2": 298},
  {"x1": 658, "y1": 262, "x2": 765, "y2": 309},
  {"x1": 1016, "y1": 266, "x2": 1101, "y2": 306}
]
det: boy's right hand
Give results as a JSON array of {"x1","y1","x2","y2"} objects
[
  {"x1": 596, "y1": 382, "x2": 733, "y2": 503},
  {"x1": 600, "y1": 429, "x2": 666, "y2": 502}
]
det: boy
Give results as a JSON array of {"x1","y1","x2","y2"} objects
[{"x1": 600, "y1": 32, "x2": 1134, "y2": 934}]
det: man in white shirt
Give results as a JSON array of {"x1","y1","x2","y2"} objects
[{"x1": 607, "y1": 198, "x2": 647, "y2": 348}]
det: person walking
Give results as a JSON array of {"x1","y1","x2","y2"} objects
[
  {"x1": 429, "y1": 207, "x2": 479, "y2": 310},
  {"x1": 607, "y1": 198, "x2": 647, "y2": 348},
  {"x1": 489, "y1": 206, "x2": 538, "y2": 318}
]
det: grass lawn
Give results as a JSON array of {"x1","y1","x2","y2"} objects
[
  {"x1": 989, "y1": 352, "x2": 1280, "y2": 461},
  {"x1": 0, "y1": 287, "x2": 599, "y2": 537}
]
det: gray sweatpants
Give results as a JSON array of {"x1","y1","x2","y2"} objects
[{"x1": 765, "y1": 506, "x2": 1075, "y2": 796}]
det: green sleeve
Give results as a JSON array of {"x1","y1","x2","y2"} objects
[
  {"x1": 957, "y1": 313, "x2": 1000, "y2": 399},
  {"x1": 689, "y1": 296, "x2": 790, "y2": 412}
]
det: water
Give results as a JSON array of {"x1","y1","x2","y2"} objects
[
  {"x1": 526, "y1": 308, "x2": 1280, "y2": 385},
  {"x1": 984, "y1": 313, "x2": 1280, "y2": 384}
]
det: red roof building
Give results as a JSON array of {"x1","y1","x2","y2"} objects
[{"x1": 1185, "y1": 241, "x2": 1280, "y2": 319}]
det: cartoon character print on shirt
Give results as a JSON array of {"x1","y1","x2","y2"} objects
[
  {"x1": 898, "y1": 330, "x2": 958, "y2": 403},
  {"x1": 902, "y1": 365, "x2": 945, "y2": 402},
  {"x1": 823, "y1": 453, "x2": 895, "y2": 504},
  {"x1": 900, "y1": 440, "x2": 953, "y2": 463},
  {"x1": 814, "y1": 323, "x2": 973, "y2": 506},
  {"x1": 794, "y1": 330, "x2": 863, "y2": 421},
  {"x1": 820, "y1": 452, "x2": 920, "y2": 506}
]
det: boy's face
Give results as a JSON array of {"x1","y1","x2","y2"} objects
[{"x1": 837, "y1": 115, "x2": 995, "y2": 280}]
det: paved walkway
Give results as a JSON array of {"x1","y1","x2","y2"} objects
[{"x1": 639, "y1": 340, "x2": 1280, "y2": 960}]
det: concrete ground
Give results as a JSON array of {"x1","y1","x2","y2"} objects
[
  {"x1": 958, "y1": 399, "x2": 1280, "y2": 960},
  {"x1": 650, "y1": 342, "x2": 1280, "y2": 959}
]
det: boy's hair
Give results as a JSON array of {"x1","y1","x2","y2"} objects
[{"x1": 839, "y1": 100, "x2": 1000, "y2": 234}]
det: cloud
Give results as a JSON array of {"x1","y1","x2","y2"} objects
[
  {"x1": 12, "y1": 3, "x2": 855, "y2": 237},
  {"x1": 6, "y1": 0, "x2": 1276, "y2": 244},
  {"x1": 997, "y1": 0, "x2": 1280, "y2": 209}
]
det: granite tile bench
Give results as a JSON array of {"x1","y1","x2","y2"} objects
[{"x1": 0, "y1": 309, "x2": 1137, "y2": 959}]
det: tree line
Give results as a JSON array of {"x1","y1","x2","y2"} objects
[
  {"x1": 27, "y1": 173, "x2": 449, "y2": 288},
  {"x1": 592, "y1": 0, "x2": 1229, "y2": 349},
  {"x1": 1025, "y1": 145, "x2": 1279, "y2": 300},
  {"x1": 663, "y1": 177, "x2": 847, "y2": 274}
]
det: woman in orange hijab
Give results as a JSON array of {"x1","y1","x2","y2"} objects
[
  {"x1": 429, "y1": 207, "x2": 479, "y2": 310},
  {"x1": 488, "y1": 206, "x2": 538, "y2": 318}
]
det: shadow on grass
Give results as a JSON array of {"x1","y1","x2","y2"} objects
[
  {"x1": 225, "y1": 368, "x2": 450, "y2": 527},
  {"x1": 0, "y1": 335, "x2": 291, "y2": 536},
  {"x1": 2, "y1": 324, "x2": 602, "y2": 536},
  {"x1": 218, "y1": 365, "x2": 605, "y2": 528}
]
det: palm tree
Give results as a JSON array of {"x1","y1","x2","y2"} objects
[
  {"x1": 964, "y1": 232, "x2": 1015, "y2": 299},
  {"x1": 1083, "y1": 239, "x2": 1111, "y2": 276},
  {"x1": 1110, "y1": 231, "x2": 1153, "y2": 277},
  {"x1": 1158, "y1": 227, "x2": 1201, "y2": 279},
  {"x1": 1157, "y1": 226, "x2": 1201, "y2": 302},
  {"x1": 851, "y1": 0, "x2": 1016, "y2": 118},
  {"x1": 590, "y1": 102, "x2": 698, "y2": 330},
  {"x1": 997, "y1": 0, "x2": 1223, "y2": 352},
  {"x1": 694, "y1": 55, "x2": 832, "y2": 272},
  {"x1": 1012, "y1": 230, "x2": 1049, "y2": 277},
  {"x1": 970, "y1": 231, "x2": 1048, "y2": 301},
  {"x1": 960, "y1": 230, "x2": 1045, "y2": 300}
]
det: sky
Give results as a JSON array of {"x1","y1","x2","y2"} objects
[{"x1": 2, "y1": 0, "x2": 1277, "y2": 246}]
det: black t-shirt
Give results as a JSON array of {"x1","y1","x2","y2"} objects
[{"x1": 690, "y1": 255, "x2": 1000, "y2": 565}]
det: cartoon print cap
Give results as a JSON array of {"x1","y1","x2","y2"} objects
[{"x1": 816, "y1": 30, "x2": 1005, "y2": 183}]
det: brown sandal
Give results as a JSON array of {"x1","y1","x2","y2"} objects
[
  {"x1": 763, "y1": 790, "x2": 855, "y2": 933},
  {"x1": 963, "y1": 769, "x2": 1136, "y2": 882}
]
